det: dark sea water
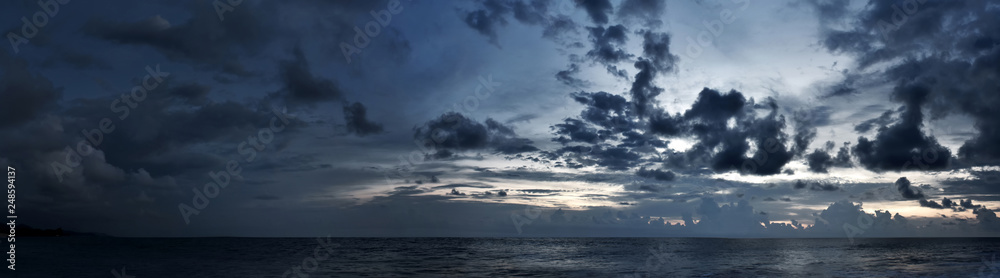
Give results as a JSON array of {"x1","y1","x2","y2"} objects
[{"x1": 11, "y1": 237, "x2": 1000, "y2": 277}]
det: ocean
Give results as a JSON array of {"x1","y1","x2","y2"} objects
[{"x1": 12, "y1": 237, "x2": 1000, "y2": 277}]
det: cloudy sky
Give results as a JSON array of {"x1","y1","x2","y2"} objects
[{"x1": 2, "y1": 0, "x2": 999, "y2": 237}]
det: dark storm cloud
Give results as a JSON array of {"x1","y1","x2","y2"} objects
[
  {"x1": 635, "y1": 167, "x2": 676, "y2": 181},
  {"x1": 616, "y1": 0, "x2": 667, "y2": 27},
  {"x1": 791, "y1": 109, "x2": 818, "y2": 157},
  {"x1": 574, "y1": 0, "x2": 614, "y2": 25},
  {"x1": 605, "y1": 65, "x2": 628, "y2": 79},
  {"x1": 460, "y1": 0, "x2": 581, "y2": 45},
  {"x1": 628, "y1": 59, "x2": 662, "y2": 118},
  {"x1": 950, "y1": 50, "x2": 1000, "y2": 162},
  {"x1": 854, "y1": 109, "x2": 896, "y2": 133},
  {"x1": 461, "y1": 0, "x2": 509, "y2": 45},
  {"x1": 547, "y1": 144, "x2": 642, "y2": 171},
  {"x1": 648, "y1": 110, "x2": 683, "y2": 136},
  {"x1": 618, "y1": 30, "x2": 681, "y2": 121},
  {"x1": 895, "y1": 177, "x2": 925, "y2": 200},
  {"x1": 44, "y1": 70, "x2": 306, "y2": 181},
  {"x1": 805, "y1": 141, "x2": 852, "y2": 173},
  {"x1": 682, "y1": 88, "x2": 745, "y2": 121},
  {"x1": 852, "y1": 84, "x2": 951, "y2": 172},
  {"x1": 811, "y1": 0, "x2": 1000, "y2": 165},
  {"x1": 548, "y1": 89, "x2": 664, "y2": 171},
  {"x1": 414, "y1": 113, "x2": 537, "y2": 158},
  {"x1": 570, "y1": 91, "x2": 632, "y2": 130},
  {"x1": 40, "y1": 49, "x2": 113, "y2": 70},
  {"x1": 270, "y1": 48, "x2": 344, "y2": 105},
  {"x1": 552, "y1": 118, "x2": 602, "y2": 144},
  {"x1": 83, "y1": 3, "x2": 271, "y2": 76},
  {"x1": 793, "y1": 180, "x2": 840, "y2": 191},
  {"x1": 254, "y1": 195, "x2": 281, "y2": 201},
  {"x1": 919, "y1": 198, "x2": 943, "y2": 209},
  {"x1": 940, "y1": 197, "x2": 955, "y2": 209},
  {"x1": 814, "y1": 0, "x2": 970, "y2": 67},
  {"x1": 919, "y1": 197, "x2": 982, "y2": 212},
  {"x1": 342, "y1": 102, "x2": 384, "y2": 137},
  {"x1": 505, "y1": 113, "x2": 538, "y2": 124},
  {"x1": 167, "y1": 83, "x2": 211, "y2": 105},
  {"x1": 555, "y1": 64, "x2": 590, "y2": 87},
  {"x1": 663, "y1": 89, "x2": 794, "y2": 175},
  {"x1": 0, "y1": 53, "x2": 62, "y2": 128},
  {"x1": 543, "y1": 2, "x2": 788, "y2": 178},
  {"x1": 819, "y1": 72, "x2": 860, "y2": 98},
  {"x1": 805, "y1": 149, "x2": 833, "y2": 173},
  {"x1": 510, "y1": 0, "x2": 547, "y2": 25},
  {"x1": 8, "y1": 0, "x2": 998, "y2": 238},
  {"x1": 432, "y1": 183, "x2": 494, "y2": 189},
  {"x1": 0, "y1": 60, "x2": 310, "y2": 229},
  {"x1": 542, "y1": 16, "x2": 579, "y2": 39},
  {"x1": 962, "y1": 198, "x2": 984, "y2": 210},
  {"x1": 974, "y1": 209, "x2": 1000, "y2": 232},
  {"x1": 585, "y1": 25, "x2": 632, "y2": 66},
  {"x1": 266, "y1": 48, "x2": 385, "y2": 137},
  {"x1": 640, "y1": 31, "x2": 679, "y2": 74},
  {"x1": 83, "y1": 99, "x2": 299, "y2": 175},
  {"x1": 550, "y1": 85, "x2": 800, "y2": 176}
]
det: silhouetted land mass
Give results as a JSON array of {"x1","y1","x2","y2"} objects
[{"x1": 16, "y1": 225, "x2": 107, "y2": 237}]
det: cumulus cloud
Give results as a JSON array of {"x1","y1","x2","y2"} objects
[
  {"x1": 635, "y1": 167, "x2": 676, "y2": 181},
  {"x1": 639, "y1": 31, "x2": 678, "y2": 74},
  {"x1": 271, "y1": 47, "x2": 344, "y2": 104},
  {"x1": 0, "y1": 53, "x2": 62, "y2": 128},
  {"x1": 83, "y1": 5, "x2": 270, "y2": 76},
  {"x1": 555, "y1": 64, "x2": 590, "y2": 88},
  {"x1": 895, "y1": 177, "x2": 925, "y2": 200},
  {"x1": 810, "y1": 0, "x2": 1000, "y2": 165},
  {"x1": 852, "y1": 84, "x2": 951, "y2": 172},
  {"x1": 414, "y1": 113, "x2": 537, "y2": 158},
  {"x1": 460, "y1": 0, "x2": 582, "y2": 45},
  {"x1": 574, "y1": 0, "x2": 614, "y2": 25},
  {"x1": 806, "y1": 141, "x2": 852, "y2": 173},
  {"x1": 793, "y1": 180, "x2": 841, "y2": 191},
  {"x1": 616, "y1": 0, "x2": 667, "y2": 27},
  {"x1": 342, "y1": 102, "x2": 384, "y2": 136},
  {"x1": 920, "y1": 197, "x2": 983, "y2": 212},
  {"x1": 585, "y1": 25, "x2": 632, "y2": 66},
  {"x1": 549, "y1": 85, "x2": 800, "y2": 176},
  {"x1": 664, "y1": 90, "x2": 795, "y2": 175}
]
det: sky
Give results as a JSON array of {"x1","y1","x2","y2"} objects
[{"x1": 1, "y1": 0, "x2": 999, "y2": 238}]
